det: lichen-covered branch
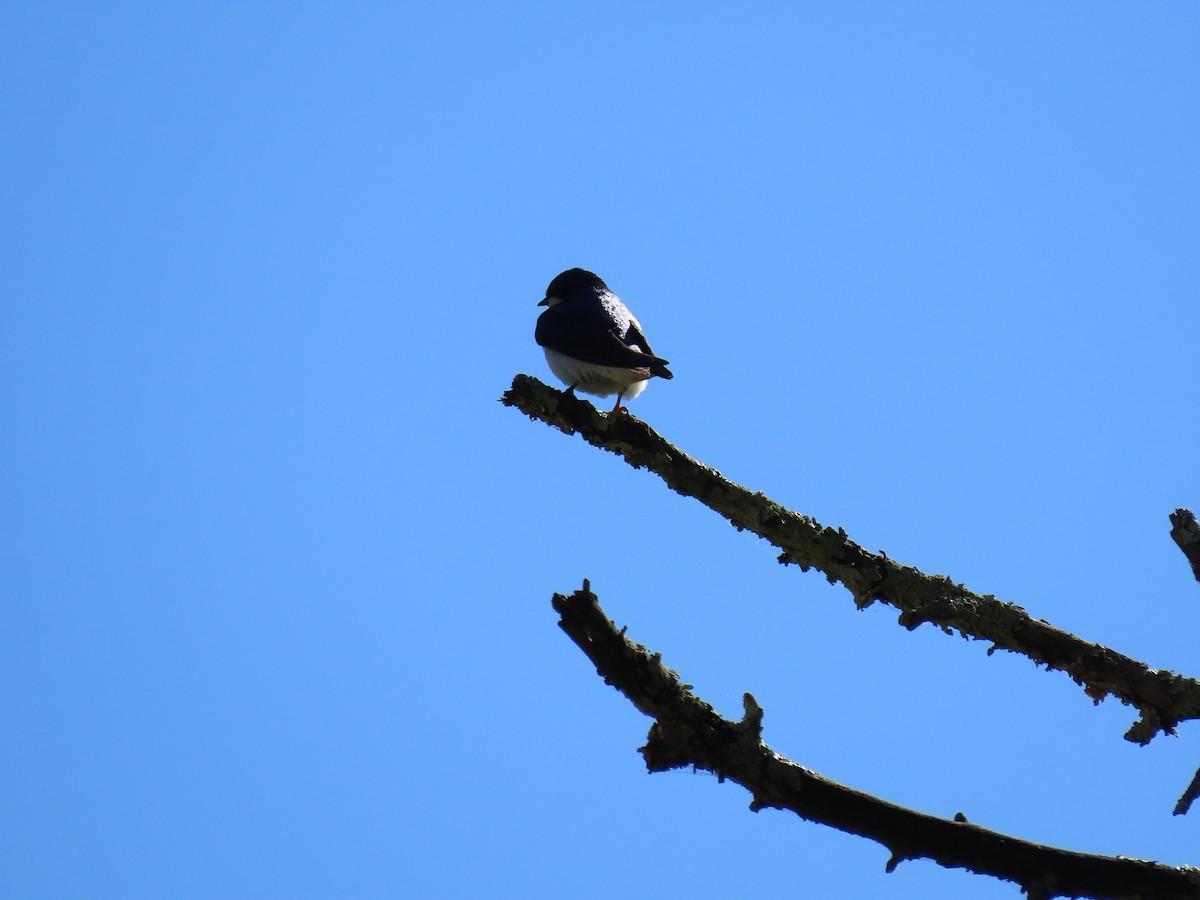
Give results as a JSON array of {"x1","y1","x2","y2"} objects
[
  {"x1": 503, "y1": 374, "x2": 1200, "y2": 744},
  {"x1": 1170, "y1": 509, "x2": 1200, "y2": 584},
  {"x1": 552, "y1": 582, "x2": 1200, "y2": 900}
]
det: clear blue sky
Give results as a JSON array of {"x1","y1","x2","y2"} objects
[{"x1": 3, "y1": 4, "x2": 1198, "y2": 898}]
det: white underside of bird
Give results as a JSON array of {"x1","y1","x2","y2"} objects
[{"x1": 542, "y1": 347, "x2": 651, "y2": 401}]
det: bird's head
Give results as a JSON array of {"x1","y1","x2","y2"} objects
[{"x1": 538, "y1": 268, "x2": 607, "y2": 307}]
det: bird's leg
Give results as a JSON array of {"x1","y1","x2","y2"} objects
[
  {"x1": 565, "y1": 384, "x2": 578, "y2": 396},
  {"x1": 610, "y1": 393, "x2": 628, "y2": 414}
]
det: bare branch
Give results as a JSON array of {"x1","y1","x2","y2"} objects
[
  {"x1": 503, "y1": 375, "x2": 1200, "y2": 743},
  {"x1": 552, "y1": 582, "x2": 1200, "y2": 899},
  {"x1": 1175, "y1": 764, "x2": 1200, "y2": 817},
  {"x1": 1170, "y1": 509, "x2": 1200, "y2": 584}
]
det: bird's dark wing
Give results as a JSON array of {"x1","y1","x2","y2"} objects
[
  {"x1": 623, "y1": 319, "x2": 673, "y2": 380},
  {"x1": 537, "y1": 306, "x2": 671, "y2": 374}
]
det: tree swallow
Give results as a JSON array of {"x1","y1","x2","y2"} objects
[{"x1": 535, "y1": 268, "x2": 673, "y2": 413}]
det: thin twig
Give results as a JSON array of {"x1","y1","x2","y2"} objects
[
  {"x1": 1170, "y1": 509, "x2": 1200, "y2": 584},
  {"x1": 552, "y1": 582, "x2": 1200, "y2": 899},
  {"x1": 1175, "y1": 764, "x2": 1200, "y2": 817},
  {"x1": 503, "y1": 374, "x2": 1200, "y2": 744}
]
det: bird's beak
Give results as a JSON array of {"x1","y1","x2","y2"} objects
[{"x1": 537, "y1": 297, "x2": 549, "y2": 306}]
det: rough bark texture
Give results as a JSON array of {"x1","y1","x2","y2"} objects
[
  {"x1": 553, "y1": 582, "x2": 1200, "y2": 900},
  {"x1": 502, "y1": 374, "x2": 1200, "y2": 744}
]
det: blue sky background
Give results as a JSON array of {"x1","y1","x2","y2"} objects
[{"x1": 3, "y1": 4, "x2": 1198, "y2": 898}]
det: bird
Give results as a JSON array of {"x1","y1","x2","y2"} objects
[{"x1": 534, "y1": 268, "x2": 673, "y2": 413}]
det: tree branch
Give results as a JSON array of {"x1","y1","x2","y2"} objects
[
  {"x1": 1170, "y1": 509, "x2": 1200, "y2": 584},
  {"x1": 552, "y1": 582, "x2": 1200, "y2": 900},
  {"x1": 503, "y1": 374, "x2": 1200, "y2": 744},
  {"x1": 1175, "y1": 764, "x2": 1200, "y2": 817}
]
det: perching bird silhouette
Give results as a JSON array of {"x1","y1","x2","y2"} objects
[{"x1": 534, "y1": 268, "x2": 672, "y2": 413}]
